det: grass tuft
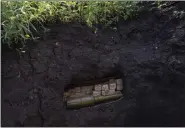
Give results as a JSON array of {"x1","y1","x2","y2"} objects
[{"x1": 1, "y1": 1, "x2": 139, "y2": 48}]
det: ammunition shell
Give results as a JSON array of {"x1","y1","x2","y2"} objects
[
  {"x1": 102, "y1": 89, "x2": 116, "y2": 96},
  {"x1": 94, "y1": 84, "x2": 102, "y2": 91},
  {"x1": 116, "y1": 79, "x2": 123, "y2": 91},
  {"x1": 102, "y1": 83, "x2": 109, "y2": 91},
  {"x1": 67, "y1": 96, "x2": 95, "y2": 108},
  {"x1": 93, "y1": 91, "x2": 101, "y2": 96},
  {"x1": 94, "y1": 91, "x2": 122, "y2": 103},
  {"x1": 109, "y1": 79, "x2": 117, "y2": 90}
]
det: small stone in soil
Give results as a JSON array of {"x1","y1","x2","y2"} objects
[{"x1": 55, "y1": 42, "x2": 59, "y2": 46}]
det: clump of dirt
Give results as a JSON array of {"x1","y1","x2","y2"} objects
[{"x1": 2, "y1": 2, "x2": 185, "y2": 127}]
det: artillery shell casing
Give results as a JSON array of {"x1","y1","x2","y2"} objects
[
  {"x1": 102, "y1": 83, "x2": 109, "y2": 91},
  {"x1": 116, "y1": 79, "x2": 123, "y2": 91},
  {"x1": 74, "y1": 87, "x2": 81, "y2": 93},
  {"x1": 64, "y1": 92, "x2": 69, "y2": 97},
  {"x1": 94, "y1": 84, "x2": 102, "y2": 91},
  {"x1": 81, "y1": 86, "x2": 93, "y2": 92},
  {"x1": 93, "y1": 91, "x2": 101, "y2": 96},
  {"x1": 80, "y1": 96, "x2": 95, "y2": 106},
  {"x1": 66, "y1": 96, "x2": 95, "y2": 108},
  {"x1": 102, "y1": 89, "x2": 116, "y2": 96},
  {"x1": 94, "y1": 91, "x2": 122, "y2": 103},
  {"x1": 64, "y1": 77, "x2": 123, "y2": 109},
  {"x1": 66, "y1": 98, "x2": 81, "y2": 108},
  {"x1": 109, "y1": 79, "x2": 117, "y2": 90},
  {"x1": 68, "y1": 92, "x2": 86, "y2": 98}
]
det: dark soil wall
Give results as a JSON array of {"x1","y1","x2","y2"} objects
[{"x1": 2, "y1": 2, "x2": 185, "y2": 127}]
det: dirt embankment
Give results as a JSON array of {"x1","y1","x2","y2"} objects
[{"x1": 2, "y1": 2, "x2": 185, "y2": 127}]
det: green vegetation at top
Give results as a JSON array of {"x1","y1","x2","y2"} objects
[{"x1": 1, "y1": 1, "x2": 139, "y2": 48}]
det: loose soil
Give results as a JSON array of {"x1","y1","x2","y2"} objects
[{"x1": 2, "y1": 2, "x2": 185, "y2": 127}]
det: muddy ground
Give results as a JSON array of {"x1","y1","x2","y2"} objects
[{"x1": 2, "y1": 2, "x2": 185, "y2": 127}]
